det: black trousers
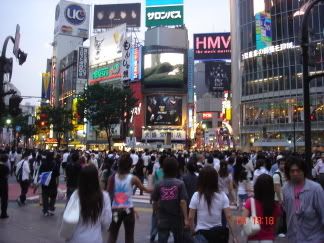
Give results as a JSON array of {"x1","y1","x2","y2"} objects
[
  {"x1": 0, "y1": 181, "x2": 8, "y2": 216},
  {"x1": 19, "y1": 180, "x2": 30, "y2": 203},
  {"x1": 42, "y1": 187, "x2": 57, "y2": 213},
  {"x1": 108, "y1": 208, "x2": 135, "y2": 243}
]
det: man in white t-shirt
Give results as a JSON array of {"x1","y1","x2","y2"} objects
[{"x1": 130, "y1": 149, "x2": 139, "y2": 166}]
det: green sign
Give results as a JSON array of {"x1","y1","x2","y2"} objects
[
  {"x1": 90, "y1": 62, "x2": 121, "y2": 85},
  {"x1": 146, "y1": 5, "x2": 183, "y2": 27}
]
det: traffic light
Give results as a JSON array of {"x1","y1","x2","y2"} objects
[{"x1": 9, "y1": 95, "x2": 22, "y2": 117}]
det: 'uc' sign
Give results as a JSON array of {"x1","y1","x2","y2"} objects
[{"x1": 65, "y1": 4, "x2": 86, "y2": 25}]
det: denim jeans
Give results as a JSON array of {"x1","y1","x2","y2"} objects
[
  {"x1": 150, "y1": 212, "x2": 158, "y2": 241},
  {"x1": 158, "y1": 226, "x2": 183, "y2": 243}
]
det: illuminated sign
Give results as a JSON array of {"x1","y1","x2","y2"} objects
[
  {"x1": 202, "y1": 113, "x2": 212, "y2": 120},
  {"x1": 255, "y1": 12, "x2": 272, "y2": 50},
  {"x1": 146, "y1": 5, "x2": 183, "y2": 27},
  {"x1": 146, "y1": 0, "x2": 183, "y2": 6},
  {"x1": 242, "y1": 42, "x2": 296, "y2": 60},
  {"x1": 77, "y1": 47, "x2": 89, "y2": 80},
  {"x1": 194, "y1": 33, "x2": 231, "y2": 60},
  {"x1": 89, "y1": 62, "x2": 121, "y2": 85}
]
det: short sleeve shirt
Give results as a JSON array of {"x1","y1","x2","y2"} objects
[
  {"x1": 151, "y1": 178, "x2": 188, "y2": 228},
  {"x1": 189, "y1": 191, "x2": 229, "y2": 231}
]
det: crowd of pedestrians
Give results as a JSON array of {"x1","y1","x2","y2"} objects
[{"x1": 0, "y1": 147, "x2": 323, "y2": 243}]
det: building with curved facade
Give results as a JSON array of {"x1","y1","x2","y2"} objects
[{"x1": 231, "y1": 0, "x2": 324, "y2": 150}]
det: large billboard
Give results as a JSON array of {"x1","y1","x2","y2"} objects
[
  {"x1": 93, "y1": 3, "x2": 141, "y2": 29},
  {"x1": 89, "y1": 24, "x2": 126, "y2": 66},
  {"x1": 41, "y1": 73, "x2": 51, "y2": 100},
  {"x1": 146, "y1": 5, "x2": 183, "y2": 27},
  {"x1": 89, "y1": 62, "x2": 121, "y2": 85},
  {"x1": 54, "y1": 0, "x2": 90, "y2": 39},
  {"x1": 146, "y1": 0, "x2": 184, "y2": 6},
  {"x1": 205, "y1": 61, "x2": 231, "y2": 94},
  {"x1": 255, "y1": 13, "x2": 272, "y2": 50},
  {"x1": 129, "y1": 82, "x2": 144, "y2": 139},
  {"x1": 60, "y1": 50, "x2": 78, "y2": 95},
  {"x1": 146, "y1": 96, "x2": 182, "y2": 126},
  {"x1": 143, "y1": 51, "x2": 185, "y2": 88},
  {"x1": 194, "y1": 33, "x2": 231, "y2": 60}
]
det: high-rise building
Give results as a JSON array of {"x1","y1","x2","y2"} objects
[{"x1": 230, "y1": 0, "x2": 324, "y2": 150}]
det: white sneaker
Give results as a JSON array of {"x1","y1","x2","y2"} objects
[{"x1": 278, "y1": 233, "x2": 286, "y2": 238}]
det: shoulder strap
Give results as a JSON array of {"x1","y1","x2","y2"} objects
[
  {"x1": 251, "y1": 197, "x2": 257, "y2": 217},
  {"x1": 274, "y1": 171, "x2": 282, "y2": 186}
]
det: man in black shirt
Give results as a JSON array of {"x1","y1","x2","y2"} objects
[{"x1": 65, "y1": 152, "x2": 82, "y2": 201}]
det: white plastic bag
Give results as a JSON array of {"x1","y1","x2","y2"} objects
[
  {"x1": 243, "y1": 197, "x2": 261, "y2": 236},
  {"x1": 59, "y1": 190, "x2": 80, "y2": 240}
]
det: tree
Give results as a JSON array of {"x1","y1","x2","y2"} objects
[
  {"x1": 78, "y1": 84, "x2": 138, "y2": 151},
  {"x1": 12, "y1": 114, "x2": 37, "y2": 148},
  {"x1": 38, "y1": 106, "x2": 74, "y2": 149}
]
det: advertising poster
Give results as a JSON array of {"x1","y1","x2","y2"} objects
[
  {"x1": 255, "y1": 12, "x2": 272, "y2": 50},
  {"x1": 205, "y1": 61, "x2": 231, "y2": 94},
  {"x1": 143, "y1": 52, "x2": 184, "y2": 88},
  {"x1": 129, "y1": 47, "x2": 142, "y2": 81},
  {"x1": 146, "y1": 5, "x2": 183, "y2": 27},
  {"x1": 94, "y1": 3, "x2": 141, "y2": 29},
  {"x1": 89, "y1": 62, "x2": 121, "y2": 85},
  {"x1": 41, "y1": 73, "x2": 51, "y2": 100},
  {"x1": 89, "y1": 24, "x2": 126, "y2": 66},
  {"x1": 194, "y1": 33, "x2": 231, "y2": 60},
  {"x1": 129, "y1": 82, "x2": 144, "y2": 139},
  {"x1": 77, "y1": 47, "x2": 89, "y2": 80},
  {"x1": 146, "y1": 96, "x2": 182, "y2": 126},
  {"x1": 54, "y1": 0, "x2": 90, "y2": 39}
]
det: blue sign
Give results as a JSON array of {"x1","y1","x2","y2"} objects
[
  {"x1": 187, "y1": 49, "x2": 194, "y2": 103},
  {"x1": 146, "y1": 0, "x2": 183, "y2": 6},
  {"x1": 65, "y1": 4, "x2": 86, "y2": 25}
]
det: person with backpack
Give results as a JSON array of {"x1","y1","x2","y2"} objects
[
  {"x1": 0, "y1": 151, "x2": 10, "y2": 218},
  {"x1": 15, "y1": 151, "x2": 31, "y2": 206},
  {"x1": 151, "y1": 157, "x2": 189, "y2": 243},
  {"x1": 273, "y1": 155, "x2": 287, "y2": 238},
  {"x1": 38, "y1": 151, "x2": 60, "y2": 216},
  {"x1": 107, "y1": 153, "x2": 152, "y2": 243}
]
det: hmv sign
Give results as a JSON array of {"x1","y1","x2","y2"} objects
[
  {"x1": 194, "y1": 33, "x2": 231, "y2": 60},
  {"x1": 65, "y1": 4, "x2": 86, "y2": 25}
]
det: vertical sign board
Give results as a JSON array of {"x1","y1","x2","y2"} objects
[
  {"x1": 42, "y1": 72, "x2": 51, "y2": 100},
  {"x1": 77, "y1": 47, "x2": 89, "y2": 80},
  {"x1": 129, "y1": 47, "x2": 142, "y2": 81},
  {"x1": 255, "y1": 12, "x2": 272, "y2": 50},
  {"x1": 146, "y1": 5, "x2": 183, "y2": 27},
  {"x1": 121, "y1": 37, "x2": 132, "y2": 81},
  {"x1": 187, "y1": 49, "x2": 194, "y2": 103}
]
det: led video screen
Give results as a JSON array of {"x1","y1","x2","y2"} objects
[{"x1": 143, "y1": 52, "x2": 184, "y2": 88}]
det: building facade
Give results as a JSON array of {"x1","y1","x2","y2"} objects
[{"x1": 231, "y1": 0, "x2": 324, "y2": 150}]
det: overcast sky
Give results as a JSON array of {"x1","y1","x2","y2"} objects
[{"x1": 0, "y1": 0, "x2": 230, "y2": 105}]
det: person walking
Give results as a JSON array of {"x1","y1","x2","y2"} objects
[
  {"x1": 151, "y1": 157, "x2": 189, "y2": 243},
  {"x1": 0, "y1": 151, "x2": 10, "y2": 218},
  {"x1": 38, "y1": 151, "x2": 60, "y2": 216},
  {"x1": 107, "y1": 153, "x2": 152, "y2": 243},
  {"x1": 242, "y1": 174, "x2": 281, "y2": 243},
  {"x1": 188, "y1": 166, "x2": 236, "y2": 243},
  {"x1": 65, "y1": 152, "x2": 82, "y2": 201},
  {"x1": 63, "y1": 164, "x2": 112, "y2": 243},
  {"x1": 8, "y1": 148, "x2": 16, "y2": 176},
  {"x1": 313, "y1": 153, "x2": 324, "y2": 189},
  {"x1": 253, "y1": 154, "x2": 269, "y2": 185},
  {"x1": 282, "y1": 156, "x2": 324, "y2": 243},
  {"x1": 16, "y1": 151, "x2": 31, "y2": 206}
]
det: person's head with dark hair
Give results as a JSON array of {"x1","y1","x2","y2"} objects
[
  {"x1": 285, "y1": 156, "x2": 307, "y2": 184},
  {"x1": 78, "y1": 164, "x2": 103, "y2": 225},
  {"x1": 186, "y1": 160, "x2": 197, "y2": 174},
  {"x1": 131, "y1": 149, "x2": 135, "y2": 154},
  {"x1": 254, "y1": 174, "x2": 275, "y2": 217},
  {"x1": 159, "y1": 154, "x2": 167, "y2": 169},
  {"x1": 71, "y1": 152, "x2": 80, "y2": 163},
  {"x1": 151, "y1": 155, "x2": 156, "y2": 162},
  {"x1": 238, "y1": 170, "x2": 247, "y2": 182},
  {"x1": 218, "y1": 161, "x2": 229, "y2": 178},
  {"x1": 0, "y1": 151, "x2": 8, "y2": 162},
  {"x1": 207, "y1": 156, "x2": 213, "y2": 165},
  {"x1": 31, "y1": 151, "x2": 36, "y2": 158},
  {"x1": 117, "y1": 153, "x2": 132, "y2": 175},
  {"x1": 163, "y1": 157, "x2": 178, "y2": 178},
  {"x1": 255, "y1": 156, "x2": 266, "y2": 170},
  {"x1": 197, "y1": 166, "x2": 219, "y2": 214},
  {"x1": 45, "y1": 151, "x2": 54, "y2": 162},
  {"x1": 22, "y1": 151, "x2": 30, "y2": 159}
]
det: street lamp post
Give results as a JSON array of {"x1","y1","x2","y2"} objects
[
  {"x1": 129, "y1": 129, "x2": 134, "y2": 149},
  {"x1": 202, "y1": 124, "x2": 206, "y2": 151},
  {"x1": 293, "y1": 108, "x2": 296, "y2": 153},
  {"x1": 299, "y1": 0, "x2": 324, "y2": 169}
]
